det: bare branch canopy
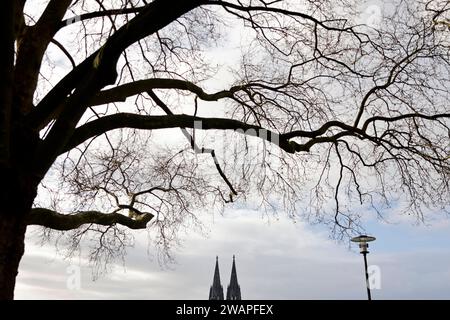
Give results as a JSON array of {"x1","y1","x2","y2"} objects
[{"x1": 0, "y1": 0, "x2": 448, "y2": 299}]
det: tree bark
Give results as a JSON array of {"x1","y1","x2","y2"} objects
[
  {"x1": 0, "y1": 213, "x2": 27, "y2": 300},
  {"x1": 0, "y1": 171, "x2": 36, "y2": 300}
]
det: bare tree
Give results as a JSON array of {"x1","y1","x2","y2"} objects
[{"x1": 0, "y1": 0, "x2": 448, "y2": 299}]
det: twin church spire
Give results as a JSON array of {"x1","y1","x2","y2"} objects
[
  {"x1": 209, "y1": 255, "x2": 241, "y2": 300},
  {"x1": 227, "y1": 255, "x2": 241, "y2": 300},
  {"x1": 209, "y1": 256, "x2": 224, "y2": 300}
]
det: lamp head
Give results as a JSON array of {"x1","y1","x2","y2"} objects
[
  {"x1": 351, "y1": 235, "x2": 376, "y2": 254},
  {"x1": 351, "y1": 235, "x2": 376, "y2": 243}
]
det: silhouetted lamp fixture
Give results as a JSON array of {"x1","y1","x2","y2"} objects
[{"x1": 351, "y1": 235, "x2": 376, "y2": 300}]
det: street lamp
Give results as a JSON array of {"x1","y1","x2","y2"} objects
[{"x1": 351, "y1": 235, "x2": 376, "y2": 300}]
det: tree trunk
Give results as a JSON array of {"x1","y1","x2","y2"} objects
[
  {"x1": 0, "y1": 170, "x2": 36, "y2": 300},
  {"x1": 0, "y1": 213, "x2": 27, "y2": 300}
]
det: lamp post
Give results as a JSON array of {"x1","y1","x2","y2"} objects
[{"x1": 351, "y1": 235, "x2": 376, "y2": 300}]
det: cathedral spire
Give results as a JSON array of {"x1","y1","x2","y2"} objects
[
  {"x1": 226, "y1": 255, "x2": 241, "y2": 300},
  {"x1": 209, "y1": 256, "x2": 224, "y2": 300}
]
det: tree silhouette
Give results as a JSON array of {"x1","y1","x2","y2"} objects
[{"x1": 0, "y1": 0, "x2": 448, "y2": 299}]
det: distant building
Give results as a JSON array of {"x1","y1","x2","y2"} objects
[
  {"x1": 226, "y1": 255, "x2": 242, "y2": 300},
  {"x1": 209, "y1": 255, "x2": 241, "y2": 300},
  {"x1": 209, "y1": 256, "x2": 224, "y2": 300}
]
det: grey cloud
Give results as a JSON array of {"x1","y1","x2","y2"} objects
[{"x1": 15, "y1": 210, "x2": 450, "y2": 299}]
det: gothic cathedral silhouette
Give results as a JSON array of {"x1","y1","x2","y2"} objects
[{"x1": 209, "y1": 256, "x2": 241, "y2": 300}]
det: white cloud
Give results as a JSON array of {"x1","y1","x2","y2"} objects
[{"x1": 15, "y1": 208, "x2": 450, "y2": 300}]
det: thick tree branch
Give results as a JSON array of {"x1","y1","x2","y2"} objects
[
  {"x1": 28, "y1": 208, "x2": 153, "y2": 231},
  {"x1": 60, "y1": 7, "x2": 145, "y2": 29},
  {"x1": 90, "y1": 79, "x2": 242, "y2": 106},
  {"x1": 362, "y1": 113, "x2": 450, "y2": 132},
  {"x1": 14, "y1": 0, "x2": 72, "y2": 114},
  {"x1": 282, "y1": 113, "x2": 450, "y2": 143},
  {"x1": 67, "y1": 112, "x2": 405, "y2": 157},
  {"x1": 26, "y1": 54, "x2": 96, "y2": 130},
  {"x1": 64, "y1": 113, "x2": 299, "y2": 153},
  {"x1": 281, "y1": 120, "x2": 361, "y2": 139}
]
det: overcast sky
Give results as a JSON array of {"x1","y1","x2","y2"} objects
[
  {"x1": 16, "y1": 0, "x2": 450, "y2": 301},
  {"x1": 15, "y1": 208, "x2": 450, "y2": 300}
]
